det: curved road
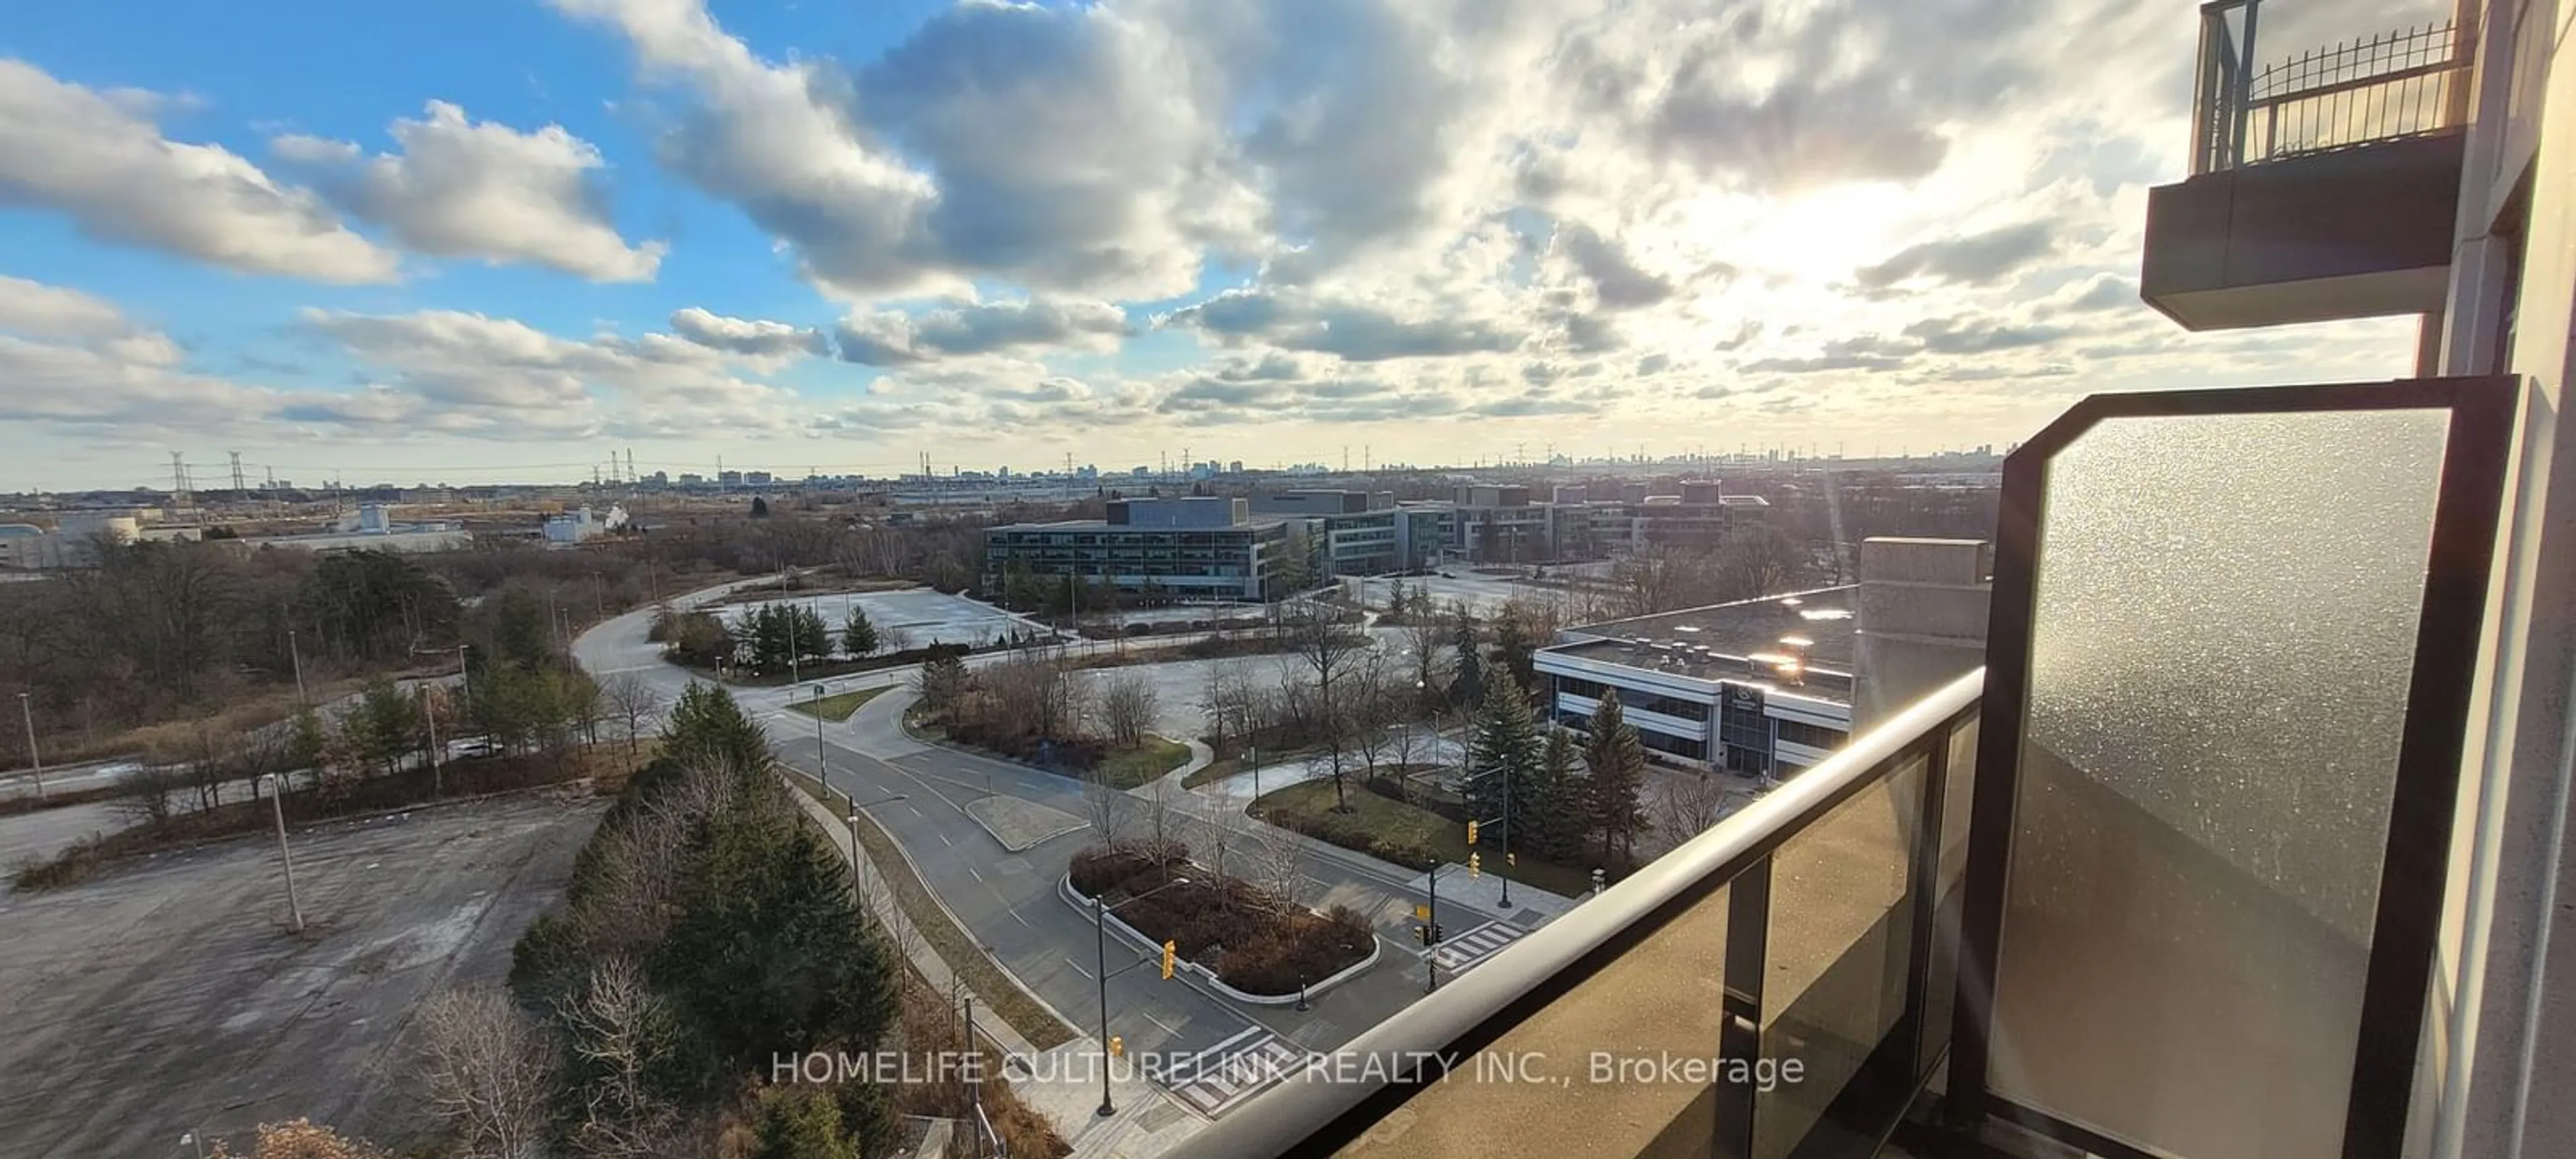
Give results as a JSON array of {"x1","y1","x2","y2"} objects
[{"x1": 571, "y1": 585, "x2": 1463, "y2": 1073}]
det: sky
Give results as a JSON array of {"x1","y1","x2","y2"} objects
[{"x1": 0, "y1": 0, "x2": 2447, "y2": 491}]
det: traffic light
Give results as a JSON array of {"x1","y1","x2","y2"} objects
[
  {"x1": 1160, "y1": 940, "x2": 1177, "y2": 979},
  {"x1": 1507, "y1": 852, "x2": 1517, "y2": 868},
  {"x1": 1465, "y1": 820, "x2": 1479, "y2": 846},
  {"x1": 1110, "y1": 1035, "x2": 1125, "y2": 1058},
  {"x1": 1415, "y1": 924, "x2": 1432, "y2": 946},
  {"x1": 1432, "y1": 923, "x2": 1445, "y2": 943},
  {"x1": 1469, "y1": 852, "x2": 1481, "y2": 879}
]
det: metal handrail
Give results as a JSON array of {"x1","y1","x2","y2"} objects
[
  {"x1": 1167, "y1": 668, "x2": 1986, "y2": 1157},
  {"x1": 2192, "y1": 1, "x2": 2469, "y2": 174}
]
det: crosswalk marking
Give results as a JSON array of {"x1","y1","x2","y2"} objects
[
  {"x1": 1157, "y1": 1029, "x2": 1310, "y2": 1117},
  {"x1": 1432, "y1": 920, "x2": 1527, "y2": 975}
]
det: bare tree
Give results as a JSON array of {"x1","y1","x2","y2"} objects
[
  {"x1": 555, "y1": 959, "x2": 689, "y2": 1159},
  {"x1": 1401, "y1": 613, "x2": 1447, "y2": 718},
  {"x1": 1095, "y1": 671, "x2": 1159, "y2": 749},
  {"x1": 415, "y1": 985, "x2": 558, "y2": 1159},
  {"x1": 1139, "y1": 776, "x2": 1183, "y2": 861},
  {"x1": 974, "y1": 653, "x2": 1084, "y2": 743},
  {"x1": 114, "y1": 763, "x2": 184, "y2": 828},
  {"x1": 1199, "y1": 659, "x2": 1256, "y2": 751},
  {"x1": 1252, "y1": 818, "x2": 1309, "y2": 908},
  {"x1": 1197, "y1": 803, "x2": 1250, "y2": 901},
  {"x1": 1348, "y1": 649, "x2": 1396, "y2": 783},
  {"x1": 600, "y1": 673, "x2": 660, "y2": 757},
  {"x1": 1654, "y1": 771, "x2": 1732, "y2": 852},
  {"x1": 1389, "y1": 721, "x2": 1427, "y2": 805},
  {"x1": 1292, "y1": 602, "x2": 1367, "y2": 810},
  {"x1": 1085, "y1": 776, "x2": 1130, "y2": 846}
]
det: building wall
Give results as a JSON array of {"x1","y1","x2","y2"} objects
[
  {"x1": 1537, "y1": 649, "x2": 1851, "y2": 779},
  {"x1": 2438, "y1": 1, "x2": 2576, "y2": 1154},
  {"x1": 983, "y1": 522, "x2": 1289, "y2": 600},
  {"x1": 1853, "y1": 537, "x2": 1992, "y2": 730}
]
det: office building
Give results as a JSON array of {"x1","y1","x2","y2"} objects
[
  {"x1": 983, "y1": 496, "x2": 1310, "y2": 601},
  {"x1": 1535, "y1": 588, "x2": 1856, "y2": 778},
  {"x1": 1246, "y1": 490, "x2": 1401, "y2": 578}
]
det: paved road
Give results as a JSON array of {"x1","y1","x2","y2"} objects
[{"x1": 572, "y1": 583, "x2": 1479, "y2": 1070}]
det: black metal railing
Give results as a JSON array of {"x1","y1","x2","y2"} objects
[
  {"x1": 1167, "y1": 669, "x2": 1983, "y2": 1159},
  {"x1": 2192, "y1": 0, "x2": 2471, "y2": 174}
]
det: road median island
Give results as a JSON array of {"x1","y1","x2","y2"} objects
[
  {"x1": 962, "y1": 794, "x2": 1089, "y2": 852},
  {"x1": 1065, "y1": 842, "x2": 1377, "y2": 1003}
]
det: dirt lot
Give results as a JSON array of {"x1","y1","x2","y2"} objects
[{"x1": 0, "y1": 791, "x2": 605, "y2": 1157}]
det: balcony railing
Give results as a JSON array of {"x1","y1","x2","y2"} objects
[
  {"x1": 1167, "y1": 669, "x2": 1984, "y2": 1159},
  {"x1": 2191, "y1": 0, "x2": 2472, "y2": 174}
]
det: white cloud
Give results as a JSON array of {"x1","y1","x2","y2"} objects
[
  {"x1": 280, "y1": 101, "x2": 665, "y2": 282},
  {"x1": 837, "y1": 298, "x2": 1132, "y2": 366},
  {"x1": 669, "y1": 307, "x2": 828, "y2": 360},
  {"x1": 300, "y1": 308, "x2": 806, "y2": 438},
  {"x1": 0, "y1": 58, "x2": 398, "y2": 282},
  {"x1": 0, "y1": 274, "x2": 136, "y2": 341}
]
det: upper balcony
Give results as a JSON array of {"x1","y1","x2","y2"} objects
[{"x1": 2141, "y1": 2, "x2": 2473, "y2": 331}]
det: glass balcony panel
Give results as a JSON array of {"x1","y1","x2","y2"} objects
[
  {"x1": 1918, "y1": 716, "x2": 1977, "y2": 1079},
  {"x1": 1335, "y1": 883, "x2": 1730, "y2": 1159},
  {"x1": 1990, "y1": 408, "x2": 2449, "y2": 1158},
  {"x1": 1753, "y1": 753, "x2": 1928, "y2": 1159}
]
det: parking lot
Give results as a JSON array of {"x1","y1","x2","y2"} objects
[
  {"x1": 717, "y1": 588, "x2": 1046, "y2": 649},
  {"x1": 0, "y1": 792, "x2": 604, "y2": 1157}
]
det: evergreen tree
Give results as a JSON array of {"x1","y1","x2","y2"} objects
[
  {"x1": 286, "y1": 707, "x2": 327, "y2": 771},
  {"x1": 1466, "y1": 667, "x2": 1541, "y2": 845},
  {"x1": 1529, "y1": 726, "x2": 1589, "y2": 863},
  {"x1": 660, "y1": 682, "x2": 771, "y2": 776},
  {"x1": 1386, "y1": 577, "x2": 1410, "y2": 622},
  {"x1": 1447, "y1": 606, "x2": 1485, "y2": 707},
  {"x1": 750, "y1": 1085, "x2": 858, "y2": 1159},
  {"x1": 1001, "y1": 554, "x2": 1042, "y2": 612},
  {"x1": 790, "y1": 605, "x2": 831, "y2": 663},
  {"x1": 653, "y1": 789, "x2": 900, "y2": 1101},
  {"x1": 489, "y1": 587, "x2": 555, "y2": 670},
  {"x1": 1583, "y1": 690, "x2": 1652, "y2": 867},
  {"x1": 1493, "y1": 612, "x2": 1538, "y2": 697},
  {"x1": 350, "y1": 677, "x2": 420, "y2": 775},
  {"x1": 749, "y1": 496, "x2": 771, "y2": 518},
  {"x1": 841, "y1": 607, "x2": 879, "y2": 657}
]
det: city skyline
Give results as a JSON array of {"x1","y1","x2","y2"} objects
[{"x1": 3, "y1": 0, "x2": 2439, "y2": 490}]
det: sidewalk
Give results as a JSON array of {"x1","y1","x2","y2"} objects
[
  {"x1": 786, "y1": 781, "x2": 1205, "y2": 1158},
  {"x1": 1141, "y1": 739, "x2": 1214, "y2": 795}
]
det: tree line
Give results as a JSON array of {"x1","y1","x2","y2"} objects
[
  {"x1": 443, "y1": 683, "x2": 908, "y2": 1159},
  {"x1": 0, "y1": 537, "x2": 678, "y2": 770}
]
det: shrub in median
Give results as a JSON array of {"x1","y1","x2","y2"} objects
[{"x1": 1069, "y1": 842, "x2": 1372, "y2": 996}]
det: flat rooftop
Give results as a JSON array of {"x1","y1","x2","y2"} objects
[
  {"x1": 1544, "y1": 586, "x2": 1858, "y2": 698},
  {"x1": 987, "y1": 518, "x2": 1286, "y2": 533}
]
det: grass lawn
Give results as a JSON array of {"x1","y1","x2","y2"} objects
[
  {"x1": 784, "y1": 769, "x2": 1076, "y2": 1050},
  {"x1": 784, "y1": 684, "x2": 895, "y2": 722},
  {"x1": 1091, "y1": 735, "x2": 1191, "y2": 790},
  {"x1": 1250, "y1": 779, "x2": 1597, "y2": 898}
]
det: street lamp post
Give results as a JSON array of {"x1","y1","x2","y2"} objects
[
  {"x1": 841, "y1": 788, "x2": 906, "y2": 899},
  {"x1": 1497, "y1": 757, "x2": 1513, "y2": 909},
  {"x1": 17, "y1": 691, "x2": 42, "y2": 802},
  {"x1": 1093, "y1": 875, "x2": 1191, "y2": 1117},
  {"x1": 288, "y1": 628, "x2": 309, "y2": 707},
  {"x1": 256, "y1": 772, "x2": 305, "y2": 932},
  {"x1": 423, "y1": 687, "x2": 442, "y2": 797}
]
